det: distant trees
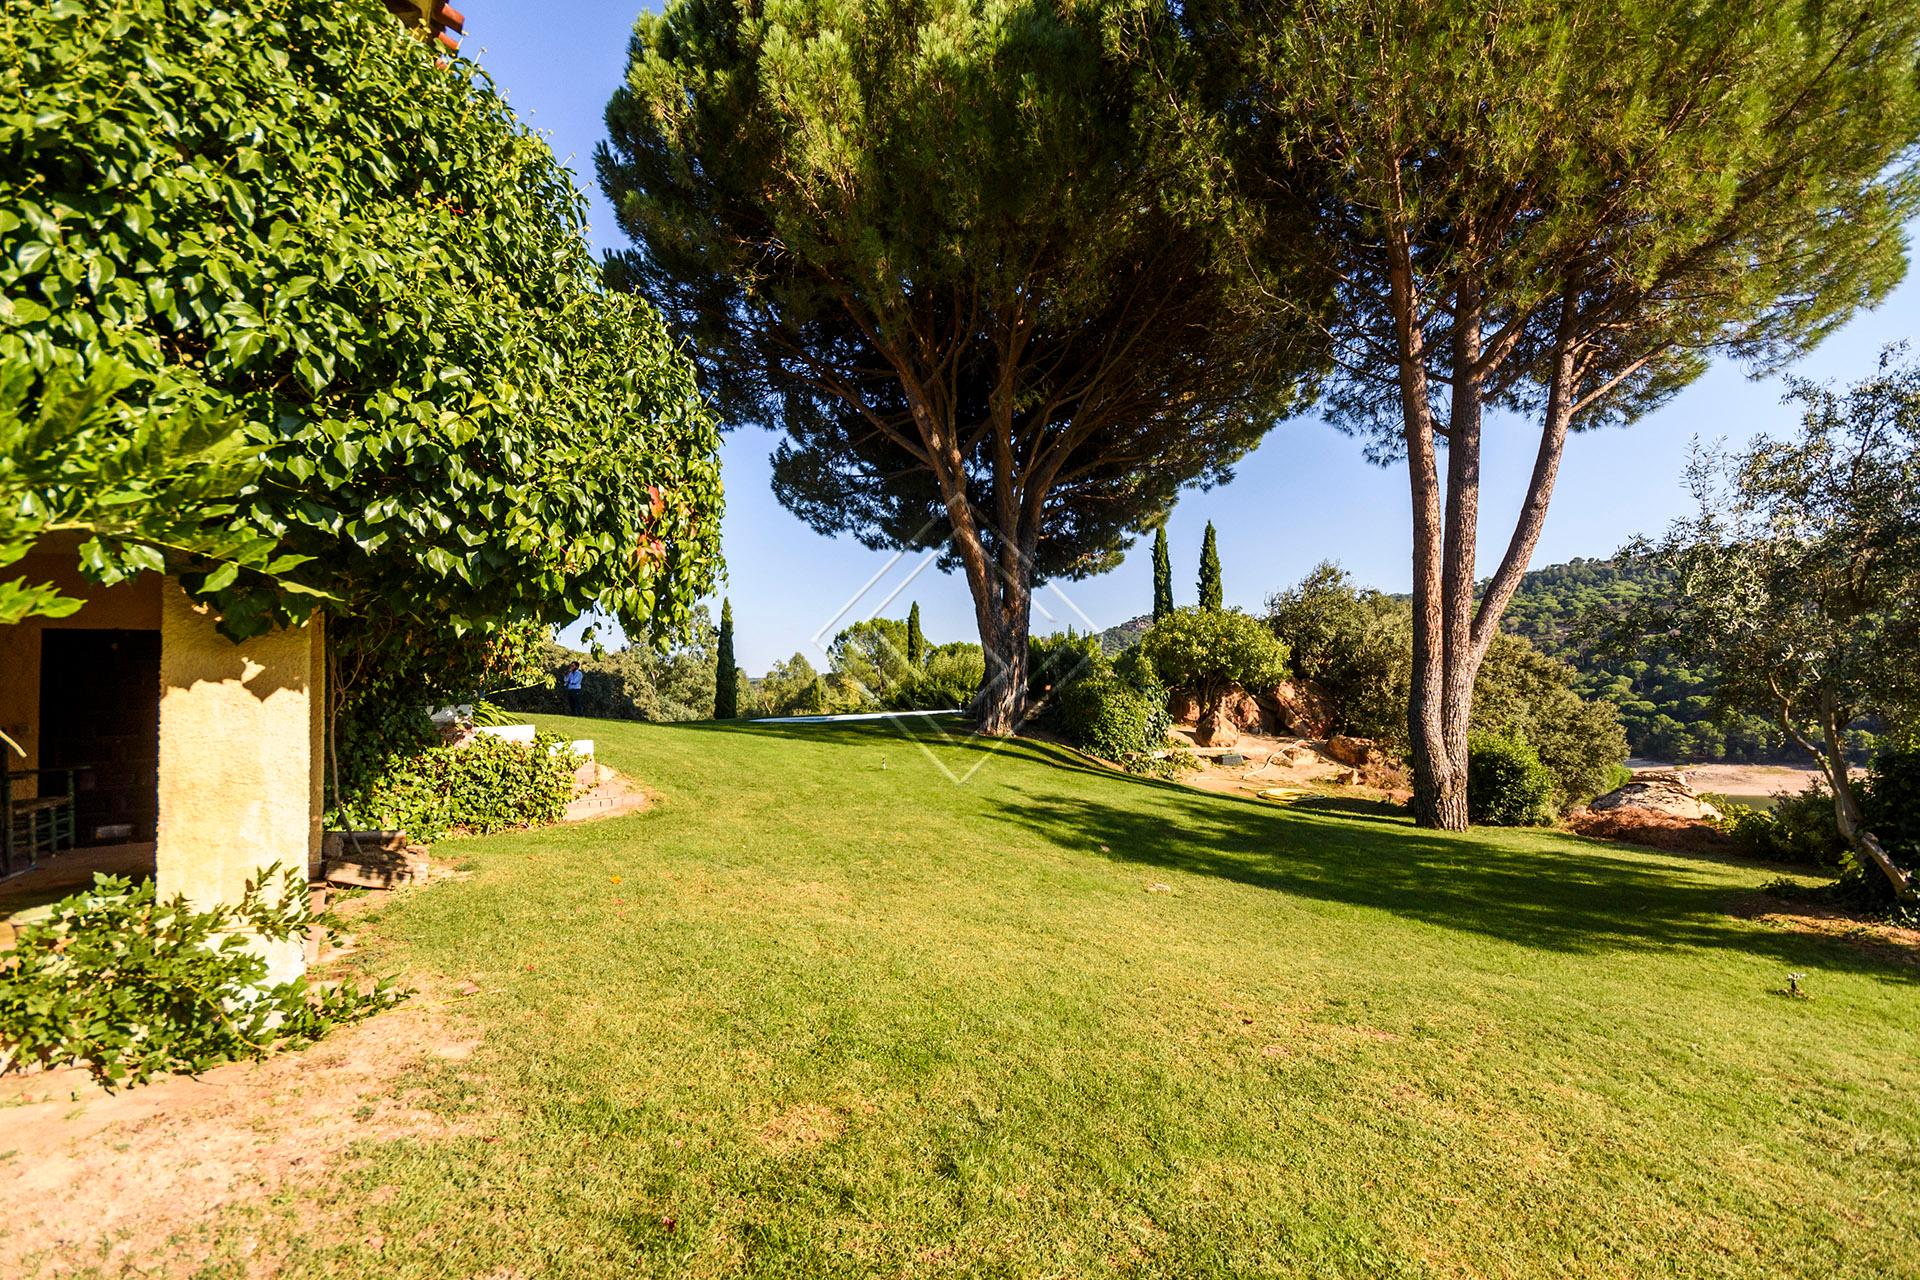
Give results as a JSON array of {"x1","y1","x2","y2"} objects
[
  {"x1": 826, "y1": 619, "x2": 915, "y2": 703},
  {"x1": 1151, "y1": 529, "x2": 1174, "y2": 622},
  {"x1": 714, "y1": 599, "x2": 739, "y2": 720},
  {"x1": 1197, "y1": 523, "x2": 1223, "y2": 611},
  {"x1": 1205, "y1": 0, "x2": 1920, "y2": 827},
  {"x1": 500, "y1": 608, "x2": 724, "y2": 724},
  {"x1": 1622, "y1": 354, "x2": 1920, "y2": 900},
  {"x1": 1504, "y1": 558, "x2": 1825, "y2": 763},
  {"x1": 599, "y1": 0, "x2": 1324, "y2": 735}
]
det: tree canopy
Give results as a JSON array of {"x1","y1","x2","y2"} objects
[
  {"x1": 1620, "y1": 352, "x2": 1920, "y2": 899},
  {"x1": 599, "y1": 0, "x2": 1326, "y2": 731},
  {"x1": 1139, "y1": 607, "x2": 1289, "y2": 743},
  {"x1": 1202, "y1": 0, "x2": 1920, "y2": 826},
  {"x1": 1, "y1": 0, "x2": 723, "y2": 643}
]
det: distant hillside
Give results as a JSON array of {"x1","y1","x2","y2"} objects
[
  {"x1": 1501, "y1": 557, "x2": 1818, "y2": 764},
  {"x1": 1095, "y1": 614, "x2": 1153, "y2": 654}
]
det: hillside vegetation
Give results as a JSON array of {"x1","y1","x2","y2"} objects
[{"x1": 1502, "y1": 559, "x2": 1878, "y2": 764}]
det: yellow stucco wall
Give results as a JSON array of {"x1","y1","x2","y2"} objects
[
  {"x1": 155, "y1": 583, "x2": 322, "y2": 983},
  {"x1": 0, "y1": 550, "x2": 161, "y2": 797}
]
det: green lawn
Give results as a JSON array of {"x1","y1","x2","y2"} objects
[{"x1": 271, "y1": 719, "x2": 1917, "y2": 1277}]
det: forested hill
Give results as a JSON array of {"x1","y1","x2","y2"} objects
[{"x1": 1501, "y1": 558, "x2": 1819, "y2": 763}]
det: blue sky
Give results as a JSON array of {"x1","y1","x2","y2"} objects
[{"x1": 468, "y1": 1, "x2": 1920, "y2": 674}]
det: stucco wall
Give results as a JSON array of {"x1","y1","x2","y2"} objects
[{"x1": 155, "y1": 583, "x2": 321, "y2": 984}]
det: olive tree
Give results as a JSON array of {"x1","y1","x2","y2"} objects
[{"x1": 1621, "y1": 353, "x2": 1920, "y2": 900}]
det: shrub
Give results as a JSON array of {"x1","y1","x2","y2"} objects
[
  {"x1": 0, "y1": 871, "x2": 404, "y2": 1088},
  {"x1": 1029, "y1": 631, "x2": 1104, "y2": 705},
  {"x1": 1124, "y1": 748, "x2": 1201, "y2": 780},
  {"x1": 1865, "y1": 747, "x2": 1920, "y2": 865},
  {"x1": 347, "y1": 733, "x2": 580, "y2": 843},
  {"x1": 1137, "y1": 608, "x2": 1290, "y2": 741},
  {"x1": 1467, "y1": 734, "x2": 1556, "y2": 826},
  {"x1": 888, "y1": 644, "x2": 986, "y2": 711},
  {"x1": 1723, "y1": 781, "x2": 1852, "y2": 868},
  {"x1": 1057, "y1": 674, "x2": 1172, "y2": 761}
]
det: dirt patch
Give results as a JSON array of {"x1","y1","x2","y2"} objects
[
  {"x1": 1166, "y1": 730, "x2": 1407, "y2": 803},
  {"x1": 1727, "y1": 892, "x2": 1920, "y2": 968},
  {"x1": 561, "y1": 766, "x2": 653, "y2": 823},
  {"x1": 0, "y1": 986, "x2": 476, "y2": 1277},
  {"x1": 1567, "y1": 808, "x2": 1738, "y2": 856},
  {"x1": 756, "y1": 1102, "x2": 845, "y2": 1152}
]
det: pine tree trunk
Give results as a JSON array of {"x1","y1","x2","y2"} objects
[{"x1": 972, "y1": 578, "x2": 1031, "y2": 736}]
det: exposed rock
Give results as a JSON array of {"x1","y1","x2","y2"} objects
[
  {"x1": 1589, "y1": 769, "x2": 1724, "y2": 822},
  {"x1": 1220, "y1": 689, "x2": 1266, "y2": 733},
  {"x1": 1192, "y1": 713, "x2": 1238, "y2": 748},
  {"x1": 1261, "y1": 681, "x2": 1335, "y2": 738},
  {"x1": 1325, "y1": 735, "x2": 1377, "y2": 768}
]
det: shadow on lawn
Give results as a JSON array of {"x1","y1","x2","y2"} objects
[{"x1": 580, "y1": 717, "x2": 1912, "y2": 983}]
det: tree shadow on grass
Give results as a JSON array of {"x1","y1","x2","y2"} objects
[
  {"x1": 584, "y1": 718, "x2": 1914, "y2": 983},
  {"x1": 995, "y1": 782, "x2": 1916, "y2": 984}
]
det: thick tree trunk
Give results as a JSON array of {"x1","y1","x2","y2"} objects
[
  {"x1": 1385, "y1": 201, "x2": 1467, "y2": 830},
  {"x1": 971, "y1": 574, "x2": 1032, "y2": 736}
]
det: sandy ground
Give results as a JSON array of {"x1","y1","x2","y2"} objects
[
  {"x1": 1164, "y1": 729, "x2": 1387, "y2": 800},
  {"x1": 1627, "y1": 760, "x2": 1846, "y2": 798},
  {"x1": 0, "y1": 984, "x2": 474, "y2": 1277}
]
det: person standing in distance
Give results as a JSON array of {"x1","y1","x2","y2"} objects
[{"x1": 563, "y1": 661, "x2": 585, "y2": 715}]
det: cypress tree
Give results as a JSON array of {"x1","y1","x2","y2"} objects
[
  {"x1": 714, "y1": 597, "x2": 738, "y2": 719},
  {"x1": 1151, "y1": 527, "x2": 1173, "y2": 621},
  {"x1": 906, "y1": 601, "x2": 925, "y2": 669},
  {"x1": 1198, "y1": 522, "x2": 1223, "y2": 610}
]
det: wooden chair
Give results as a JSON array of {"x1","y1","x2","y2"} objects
[{"x1": 3, "y1": 768, "x2": 78, "y2": 877}]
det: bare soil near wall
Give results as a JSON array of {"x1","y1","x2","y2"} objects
[{"x1": 0, "y1": 982, "x2": 476, "y2": 1278}]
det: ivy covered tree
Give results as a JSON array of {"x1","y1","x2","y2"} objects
[
  {"x1": 1197, "y1": 522, "x2": 1223, "y2": 610},
  {"x1": 1203, "y1": 0, "x2": 1920, "y2": 827},
  {"x1": 1151, "y1": 528, "x2": 1174, "y2": 622},
  {"x1": 0, "y1": 358, "x2": 281, "y2": 627},
  {"x1": 600, "y1": 0, "x2": 1325, "y2": 734},
  {"x1": 1, "y1": 0, "x2": 723, "y2": 648},
  {"x1": 714, "y1": 598, "x2": 738, "y2": 720}
]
